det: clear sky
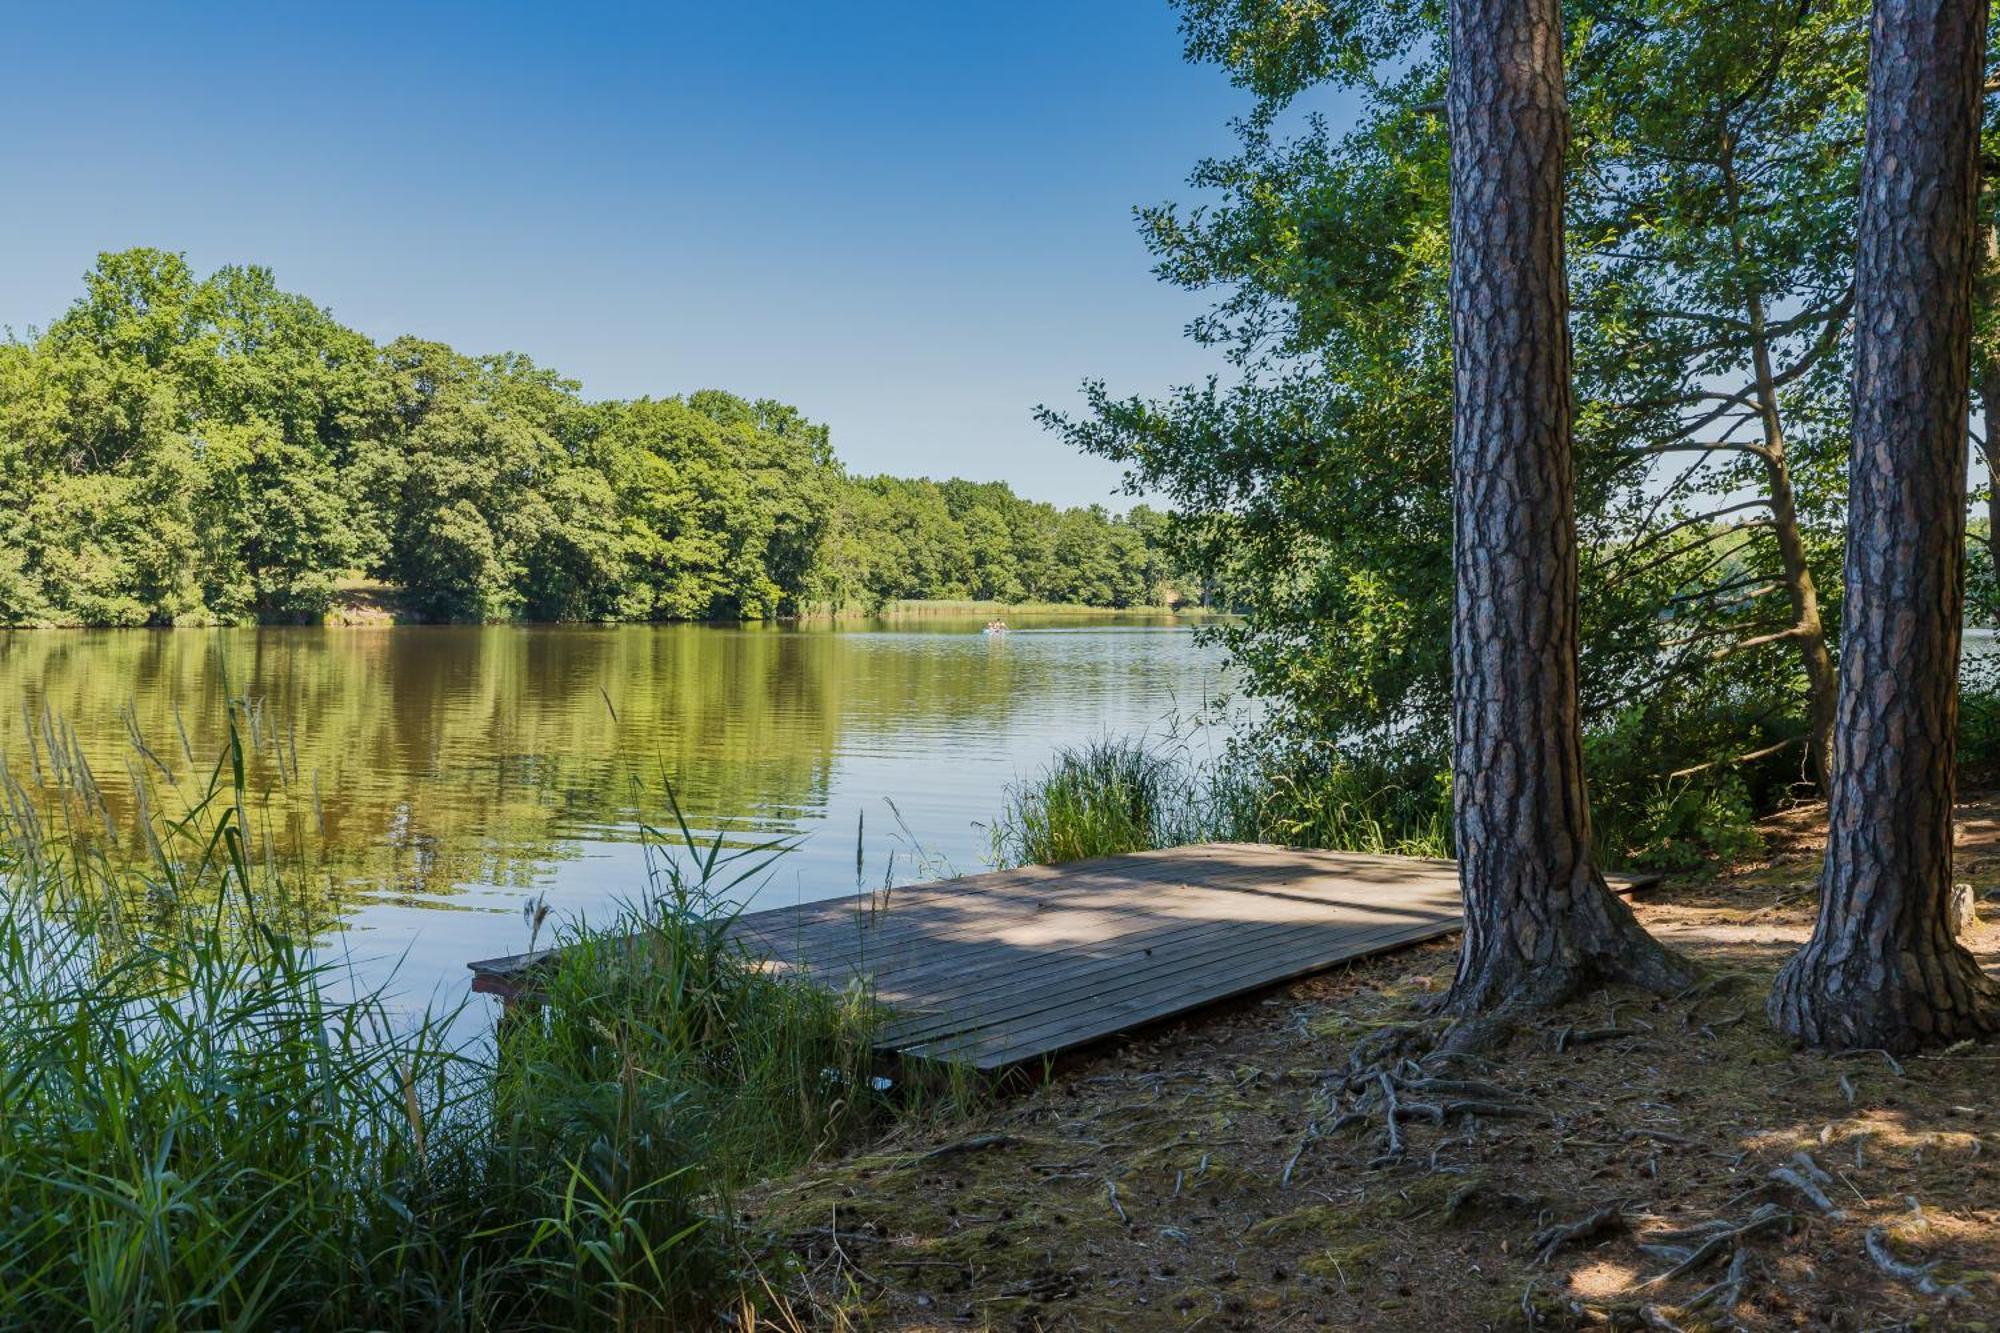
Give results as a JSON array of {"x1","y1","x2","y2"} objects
[{"x1": 0, "y1": 2, "x2": 1258, "y2": 507}]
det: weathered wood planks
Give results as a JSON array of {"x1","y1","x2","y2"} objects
[{"x1": 468, "y1": 843, "x2": 1659, "y2": 1070}]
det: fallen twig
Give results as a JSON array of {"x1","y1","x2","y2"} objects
[
  {"x1": 1402, "y1": 1076, "x2": 1520, "y2": 1101},
  {"x1": 1570, "y1": 1025, "x2": 1647, "y2": 1045},
  {"x1": 1442, "y1": 1098, "x2": 1544, "y2": 1121}
]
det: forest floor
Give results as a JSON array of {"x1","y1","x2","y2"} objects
[{"x1": 742, "y1": 802, "x2": 2000, "y2": 1331}]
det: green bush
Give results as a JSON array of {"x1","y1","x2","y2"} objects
[
  {"x1": 1593, "y1": 774, "x2": 1764, "y2": 872},
  {"x1": 1957, "y1": 659, "x2": 2000, "y2": 785},
  {"x1": 1207, "y1": 743, "x2": 1452, "y2": 858}
]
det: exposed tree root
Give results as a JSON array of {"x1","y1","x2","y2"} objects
[
  {"x1": 1530, "y1": 1202, "x2": 1626, "y2": 1264},
  {"x1": 1864, "y1": 1206, "x2": 1974, "y2": 1302},
  {"x1": 1856, "y1": 1224, "x2": 1968, "y2": 1296},
  {"x1": 1766, "y1": 1151, "x2": 1844, "y2": 1218},
  {"x1": 1682, "y1": 1241, "x2": 1752, "y2": 1317},
  {"x1": 1636, "y1": 1203, "x2": 1793, "y2": 1287},
  {"x1": 1311, "y1": 1030, "x2": 1546, "y2": 1172}
]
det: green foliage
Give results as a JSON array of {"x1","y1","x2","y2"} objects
[
  {"x1": 809, "y1": 476, "x2": 1181, "y2": 614},
  {"x1": 1051, "y1": 0, "x2": 1877, "y2": 847},
  {"x1": 989, "y1": 734, "x2": 1452, "y2": 868},
  {"x1": 1957, "y1": 659, "x2": 2000, "y2": 785},
  {"x1": 1207, "y1": 742, "x2": 1452, "y2": 859},
  {"x1": 990, "y1": 737, "x2": 1191, "y2": 865},
  {"x1": 0, "y1": 713, "x2": 886, "y2": 1328},
  {"x1": 1592, "y1": 774, "x2": 1763, "y2": 872},
  {"x1": 0, "y1": 251, "x2": 1183, "y2": 627}
]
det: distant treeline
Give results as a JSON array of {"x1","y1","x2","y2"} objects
[{"x1": 0, "y1": 250, "x2": 1185, "y2": 627}]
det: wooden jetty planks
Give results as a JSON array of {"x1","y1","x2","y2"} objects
[{"x1": 467, "y1": 843, "x2": 1659, "y2": 1069}]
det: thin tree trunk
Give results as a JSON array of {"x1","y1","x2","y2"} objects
[
  {"x1": 1744, "y1": 314, "x2": 1837, "y2": 790},
  {"x1": 1983, "y1": 358, "x2": 2000, "y2": 590},
  {"x1": 1979, "y1": 224, "x2": 2000, "y2": 600},
  {"x1": 1718, "y1": 130, "x2": 1839, "y2": 791},
  {"x1": 1769, "y1": 0, "x2": 1999, "y2": 1050},
  {"x1": 1444, "y1": 0, "x2": 1690, "y2": 1012}
]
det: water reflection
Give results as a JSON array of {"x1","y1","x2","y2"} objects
[{"x1": 0, "y1": 616, "x2": 1227, "y2": 996}]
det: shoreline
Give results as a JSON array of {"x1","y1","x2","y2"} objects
[{"x1": 2, "y1": 598, "x2": 1225, "y2": 631}]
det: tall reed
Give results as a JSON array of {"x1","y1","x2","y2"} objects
[
  {"x1": 988, "y1": 734, "x2": 1452, "y2": 867},
  {"x1": 0, "y1": 703, "x2": 882, "y2": 1330}
]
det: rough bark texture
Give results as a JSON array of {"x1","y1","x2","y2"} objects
[
  {"x1": 1444, "y1": 0, "x2": 1690, "y2": 1013},
  {"x1": 1769, "y1": 0, "x2": 1999, "y2": 1050}
]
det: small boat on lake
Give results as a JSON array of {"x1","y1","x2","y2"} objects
[{"x1": 982, "y1": 620, "x2": 1009, "y2": 636}]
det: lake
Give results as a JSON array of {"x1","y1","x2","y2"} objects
[{"x1": 0, "y1": 616, "x2": 1229, "y2": 1008}]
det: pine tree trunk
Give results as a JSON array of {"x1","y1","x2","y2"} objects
[
  {"x1": 1444, "y1": 0, "x2": 1690, "y2": 1012},
  {"x1": 1768, "y1": 0, "x2": 1999, "y2": 1050}
]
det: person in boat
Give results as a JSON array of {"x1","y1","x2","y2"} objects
[{"x1": 984, "y1": 619, "x2": 1008, "y2": 635}]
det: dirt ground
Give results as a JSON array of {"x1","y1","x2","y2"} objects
[{"x1": 742, "y1": 803, "x2": 2000, "y2": 1331}]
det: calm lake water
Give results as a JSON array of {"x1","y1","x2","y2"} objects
[{"x1": 0, "y1": 616, "x2": 1228, "y2": 1008}]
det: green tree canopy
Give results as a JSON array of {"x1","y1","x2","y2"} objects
[{"x1": 0, "y1": 251, "x2": 1185, "y2": 627}]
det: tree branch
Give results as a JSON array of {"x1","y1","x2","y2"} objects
[{"x1": 1668, "y1": 735, "x2": 1803, "y2": 780}]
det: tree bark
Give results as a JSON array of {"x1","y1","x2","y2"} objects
[
  {"x1": 1444, "y1": 0, "x2": 1691, "y2": 1012},
  {"x1": 1769, "y1": 0, "x2": 1999, "y2": 1050},
  {"x1": 1719, "y1": 129, "x2": 1840, "y2": 791},
  {"x1": 1983, "y1": 358, "x2": 2000, "y2": 591},
  {"x1": 1979, "y1": 224, "x2": 2000, "y2": 600}
]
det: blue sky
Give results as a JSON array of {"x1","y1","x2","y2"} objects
[{"x1": 0, "y1": 2, "x2": 1259, "y2": 506}]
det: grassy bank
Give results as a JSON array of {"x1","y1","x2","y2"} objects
[
  {"x1": 317, "y1": 583, "x2": 1214, "y2": 627},
  {"x1": 0, "y1": 713, "x2": 890, "y2": 1330},
  {"x1": 986, "y1": 730, "x2": 1853, "y2": 873},
  {"x1": 988, "y1": 736, "x2": 1452, "y2": 868}
]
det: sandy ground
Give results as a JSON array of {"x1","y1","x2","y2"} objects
[{"x1": 743, "y1": 803, "x2": 2000, "y2": 1331}]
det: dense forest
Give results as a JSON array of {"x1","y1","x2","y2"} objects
[{"x1": 0, "y1": 250, "x2": 1182, "y2": 627}]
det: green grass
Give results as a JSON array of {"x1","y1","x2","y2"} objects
[
  {"x1": 987, "y1": 736, "x2": 1191, "y2": 865},
  {"x1": 0, "y1": 704, "x2": 886, "y2": 1330},
  {"x1": 1206, "y1": 748, "x2": 1453, "y2": 859},
  {"x1": 988, "y1": 735, "x2": 1452, "y2": 868}
]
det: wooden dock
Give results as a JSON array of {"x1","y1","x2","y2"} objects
[{"x1": 469, "y1": 843, "x2": 1658, "y2": 1071}]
